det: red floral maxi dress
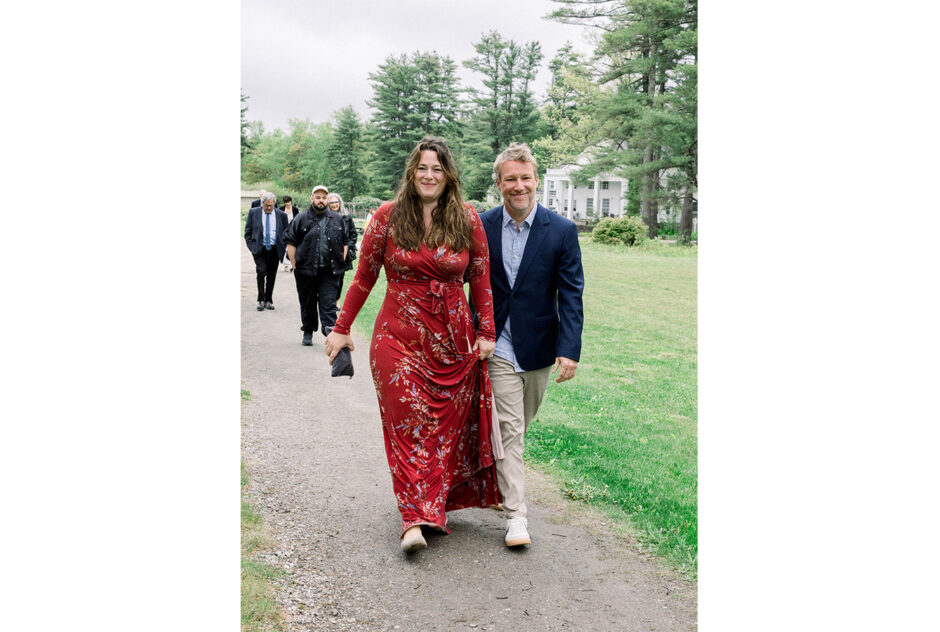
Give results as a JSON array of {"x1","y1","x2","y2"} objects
[{"x1": 331, "y1": 202, "x2": 501, "y2": 536}]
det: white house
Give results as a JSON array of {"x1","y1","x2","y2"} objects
[
  {"x1": 540, "y1": 163, "x2": 696, "y2": 234},
  {"x1": 541, "y1": 165, "x2": 628, "y2": 220}
]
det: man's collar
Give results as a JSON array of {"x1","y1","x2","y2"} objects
[{"x1": 502, "y1": 202, "x2": 537, "y2": 227}]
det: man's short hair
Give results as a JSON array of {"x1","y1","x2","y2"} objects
[
  {"x1": 493, "y1": 142, "x2": 539, "y2": 184},
  {"x1": 261, "y1": 192, "x2": 276, "y2": 204}
]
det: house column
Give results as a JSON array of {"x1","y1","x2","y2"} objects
[
  {"x1": 567, "y1": 179, "x2": 574, "y2": 220},
  {"x1": 619, "y1": 177, "x2": 629, "y2": 216},
  {"x1": 593, "y1": 178, "x2": 600, "y2": 218},
  {"x1": 542, "y1": 174, "x2": 549, "y2": 207}
]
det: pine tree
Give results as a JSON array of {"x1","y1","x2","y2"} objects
[
  {"x1": 549, "y1": 0, "x2": 697, "y2": 238},
  {"x1": 327, "y1": 106, "x2": 367, "y2": 202},
  {"x1": 366, "y1": 51, "x2": 462, "y2": 197},
  {"x1": 461, "y1": 31, "x2": 544, "y2": 200},
  {"x1": 240, "y1": 91, "x2": 253, "y2": 159}
]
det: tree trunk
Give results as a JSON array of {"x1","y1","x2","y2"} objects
[
  {"x1": 679, "y1": 187, "x2": 694, "y2": 240},
  {"x1": 641, "y1": 59, "x2": 659, "y2": 239},
  {"x1": 647, "y1": 172, "x2": 659, "y2": 239},
  {"x1": 641, "y1": 144, "x2": 652, "y2": 224}
]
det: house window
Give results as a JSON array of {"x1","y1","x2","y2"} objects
[
  {"x1": 572, "y1": 199, "x2": 577, "y2": 212},
  {"x1": 586, "y1": 198, "x2": 593, "y2": 214},
  {"x1": 602, "y1": 199, "x2": 610, "y2": 215},
  {"x1": 601, "y1": 181, "x2": 610, "y2": 190},
  {"x1": 549, "y1": 180, "x2": 556, "y2": 192}
]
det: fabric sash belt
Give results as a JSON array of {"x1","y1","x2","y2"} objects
[{"x1": 391, "y1": 278, "x2": 470, "y2": 355}]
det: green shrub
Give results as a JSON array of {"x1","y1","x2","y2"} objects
[
  {"x1": 350, "y1": 195, "x2": 385, "y2": 215},
  {"x1": 465, "y1": 200, "x2": 490, "y2": 214},
  {"x1": 592, "y1": 215, "x2": 650, "y2": 246},
  {"x1": 658, "y1": 220, "x2": 679, "y2": 236}
]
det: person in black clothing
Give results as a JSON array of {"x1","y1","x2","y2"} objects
[
  {"x1": 279, "y1": 195, "x2": 299, "y2": 270},
  {"x1": 326, "y1": 192, "x2": 357, "y2": 293},
  {"x1": 280, "y1": 194, "x2": 300, "y2": 219},
  {"x1": 283, "y1": 185, "x2": 355, "y2": 346}
]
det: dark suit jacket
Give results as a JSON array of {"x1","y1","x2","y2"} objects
[
  {"x1": 250, "y1": 198, "x2": 262, "y2": 209},
  {"x1": 481, "y1": 203, "x2": 584, "y2": 371},
  {"x1": 244, "y1": 207, "x2": 288, "y2": 260}
]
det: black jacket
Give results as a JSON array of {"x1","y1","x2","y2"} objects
[
  {"x1": 244, "y1": 207, "x2": 289, "y2": 260},
  {"x1": 341, "y1": 214, "x2": 357, "y2": 270},
  {"x1": 283, "y1": 206, "x2": 353, "y2": 276}
]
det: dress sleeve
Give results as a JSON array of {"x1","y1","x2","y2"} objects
[
  {"x1": 332, "y1": 203, "x2": 391, "y2": 336},
  {"x1": 465, "y1": 207, "x2": 496, "y2": 341}
]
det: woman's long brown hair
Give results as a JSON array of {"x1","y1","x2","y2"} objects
[{"x1": 389, "y1": 136, "x2": 472, "y2": 252}]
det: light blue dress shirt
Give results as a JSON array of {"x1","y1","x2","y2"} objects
[
  {"x1": 264, "y1": 211, "x2": 273, "y2": 248},
  {"x1": 493, "y1": 204, "x2": 536, "y2": 372}
]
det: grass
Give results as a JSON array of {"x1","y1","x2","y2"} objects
[
  {"x1": 342, "y1": 235, "x2": 698, "y2": 576},
  {"x1": 241, "y1": 459, "x2": 283, "y2": 631},
  {"x1": 528, "y1": 238, "x2": 697, "y2": 576}
]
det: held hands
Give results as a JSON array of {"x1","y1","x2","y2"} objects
[
  {"x1": 324, "y1": 331, "x2": 355, "y2": 364},
  {"x1": 472, "y1": 337, "x2": 495, "y2": 361},
  {"x1": 552, "y1": 356, "x2": 578, "y2": 383}
]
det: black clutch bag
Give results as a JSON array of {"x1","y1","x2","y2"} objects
[{"x1": 324, "y1": 327, "x2": 354, "y2": 378}]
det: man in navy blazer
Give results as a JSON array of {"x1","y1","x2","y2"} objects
[
  {"x1": 481, "y1": 142, "x2": 584, "y2": 548},
  {"x1": 244, "y1": 192, "x2": 289, "y2": 311}
]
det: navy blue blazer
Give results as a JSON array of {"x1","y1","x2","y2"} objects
[
  {"x1": 244, "y1": 207, "x2": 288, "y2": 260},
  {"x1": 481, "y1": 203, "x2": 584, "y2": 371}
]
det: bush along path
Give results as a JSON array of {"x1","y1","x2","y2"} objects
[{"x1": 240, "y1": 244, "x2": 696, "y2": 631}]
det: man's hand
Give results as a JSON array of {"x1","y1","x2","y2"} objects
[{"x1": 552, "y1": 356, "x2": 578, "y2": 383}]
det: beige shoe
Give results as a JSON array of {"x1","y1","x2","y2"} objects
[{"x1": 401, "y1": 527, "x2": 427, "y2": 553}]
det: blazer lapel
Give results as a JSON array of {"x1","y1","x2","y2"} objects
[
  {"x1": 511, "y1": 204, "x2": 549, "y2": 292},
  {"x1": 485, "y1": 207, "x2": 509, "y2": 289}
]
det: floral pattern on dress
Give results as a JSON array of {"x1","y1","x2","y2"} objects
[{"x1": 333, "y1": 202, "x2": 499, "y2": 535}]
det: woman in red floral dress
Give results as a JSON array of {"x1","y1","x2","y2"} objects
[{"x1": 324, "y1": 137, "x2": 501, "y2": 553}]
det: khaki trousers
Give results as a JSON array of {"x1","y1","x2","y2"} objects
[{"x1": 487, "y1": 355, "x2": 552, "y2": 519}]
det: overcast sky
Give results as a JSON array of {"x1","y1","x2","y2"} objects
[{"x1": 241, "y1": 0, "x2": 595, "y2": 131}]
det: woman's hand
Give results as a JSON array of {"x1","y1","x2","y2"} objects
[
  {"x1": 324, "y1": 331, "x2": 355, "y2": 364},
  {"x1": 472, "y1": 337, "x2": 495, "y2": 361}
]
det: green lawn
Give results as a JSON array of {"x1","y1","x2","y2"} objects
[
  {"x1": 528, "y1": 239, "x2": 697, "y2": 575},
  {"x1": 341, "y1": 236, "x2": 697, "y2": 575}
]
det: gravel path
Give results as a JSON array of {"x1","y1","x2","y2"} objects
[{"x1": 241, "y1": 245, "x2": 697, "y2": 631}]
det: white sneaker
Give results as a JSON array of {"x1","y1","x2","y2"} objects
[{"x1": 505, "y1": 517, "x2": 530, "y2": 547}]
